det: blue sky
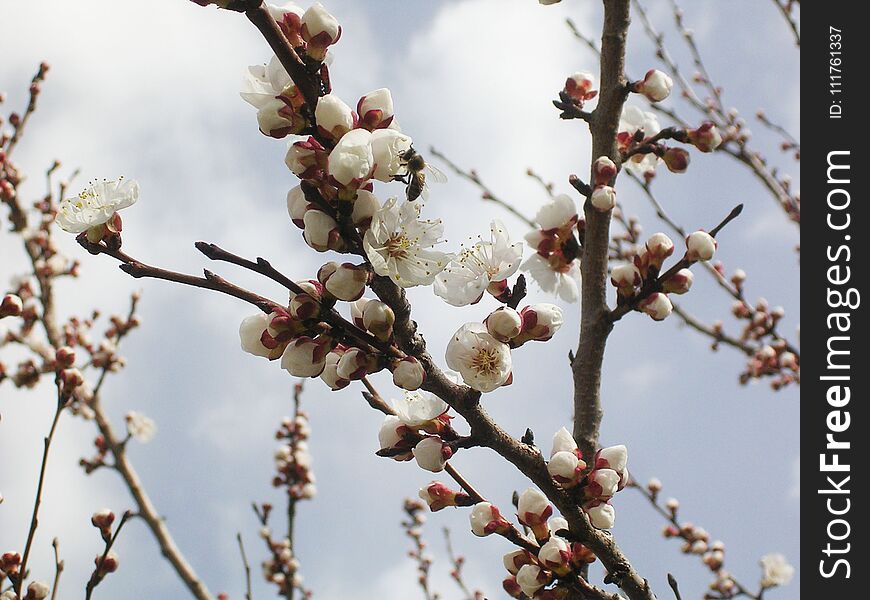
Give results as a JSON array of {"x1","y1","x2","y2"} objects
[{"x1": 1, "y1": 1, "x2": 799, "y2": 598}]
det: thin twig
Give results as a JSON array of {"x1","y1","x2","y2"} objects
[
  {"x1": 85, "y1": 510, "x2": 133, "y2": 600},
  {"x1": 236, "y1": 533, "x2": 253, "y2": 600}
]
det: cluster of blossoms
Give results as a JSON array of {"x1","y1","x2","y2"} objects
[
  {"x1": 272, "y1": 399, "x2": 316, "y2": 501},
  {"x1": 0, "y1": 553, "x2": 51, "y2": 600},
  {"x1": 522, "y1": 194, "x2": 582, "y2": 302},
  {"x1": 257, "y1": 517, "x2": 308, "y2": 596},
  {"x1": 467, "y1": 491, "x2": 596, "y2": 599},
  {"x1": 610, "y1": 230, "x2": 717, "y2": 321},
  {"x1": 646, "y1": 479, "x2": 794, "y2": 598},
  {"x1": 546, "y1": 429, "x2": 628, "y2": 529},
  {"x1": 378, "y1": 390, "x2": 455, "y2": 472}
]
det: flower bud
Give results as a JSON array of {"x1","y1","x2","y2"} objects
[
  {"x1": 662, "y1": 268, "x2": 694, "y2": 294},
  {"x1": 286, "y1": 185, "x2": 309, "y2": 229},
  {"x1": 95, "y1": 551, "x2": 119, "y2": 574},
  {"x1": 503, "y1": 576, "x2": 523, "y2": 599},
  {"x1": 302, "y1": 210, "x2": 340, "y2": 252},
  {"x1": 1, "y1": 294, "x2": 23, "y2": 318},
  {"x1": 285, "y1": 136, "x2": 326, "y2": 178},
  {"x1": 663, "y1": 147, "x2": 690, "y2": 173},
  {"x1": 645, "y1": 232, "x2": 675, "y2": 270},
  {"x1": 636, "y1": 69, "x2": 673, "y2": 102},
  {"x1": 60, "y1": 367, "x2": 84, "y2": 392},
  {"x1": 517, "y1": 488, "x2": 553, "y2": 540},
  {"x1": 320, "y1": 262, "x2": 369, "y2": 301},
  {"x1": 371, "y1": 129, "x2": 413, "y2": 183},
  {"x1": 301, "y1": 3, "x2": 341, "y2": 61},
  {"x1": 610, "y1": 263, "x2": 641, "y2": 290},
  {"x1": 590, "y1": 185, "x2": 616, "y2": 211},
  {"x1": 485, "y1": 306, "x2": 522, "y2": 343},
  {"x1": 377, "y1": 415, "x2": 412, "y2": 461},
  {"x1": 26, "y1": 581, "x2": 50, "y2": 600},
  {"x1": 564, "y1": 72, "x2": 597, "y2": 104},
  {"x1": 392, "y1": 357, "x2": 424, "y2": 391},
  {"x1": 686, "y1": 230, "x2": 717, "y2": 261},
  {"x1": 514, "y1": 303, "x2": 564, "y2": 346},
  {"x1": 638, "y1": 292, "x2": 673, "y2": 321},
  {"x1": 418, "y1": 481, "x2": 470, "y2": 511},
  {"x1": 412, "y1": 436, "x2": 451, "y2": 472},
  {"x1": 314, "y1": 94, "x2": 355, "y2": 141},
  {"x1": 54, "y1": 346, "x2": 76, "y2": 369},
  {"x1": 687, "y1": 122, "x2": 722, "y2": 152},
  {"x1": 357, "y1": 88, "x2": 394, "y2": 130},
  {"x1": 586, "y1": 468, "x2": 620, "y2": 499},
  {"x1": 516, "y1": 564, "x2": 550, "y2": 598},
  {"x1": 328, "y1": 128, "x2": 374, "y2": 188},
  {"x1": 469, "y1": 502, "x2": 510, "y2": 536},
  {"x1": 281, "y1": 336, "x2": 330, "y2": 377},
  {"x1": 585, "y1": 502, "x2": 616, "y2": 529},
  {"x1": 647, "y1": 478, "x2": 663, "y2": 494},
  {"x1": 91, "y1": 508, "x2": 115, "y2": 530},
  {"x1": 548, "y1": 451, "x2": 584, "y2": 487},
  {"x1": 503, "y1": 549, "x2": 533, "y2": 575},
  {"x1": 550, "y1": 427, "x2": 577, "y2": 456},
  {"x1": 595, "y1": 444, "x2": 628, "y2": 484},
  {"x1": 363, "y1": 300, "x2": 395, "y2": 341},
  {"x1": 592, "y1": 156, "x2": 617, "y2": 186},
  {"x1": 351, "y1": 189, "x2": 380, "y2": 228},
  {"x1": 538, "y1": 536, "x2": 572, "y2": 572},
  {"x1": 320, "y1": 350, "x2": 350, "y2": 390},
  {"x1": 289, "y1": 291, "x2": 321, "y2": 321},
  {"x1": 336, "y1": 347, "x2": 372, "y2": 381}
]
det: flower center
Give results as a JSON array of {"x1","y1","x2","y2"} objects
[
  {"x1": 386, "y1": 234, "x2": 412, "y2": 259},
  {"x1": 471, "y1": 347, "x2": 500, "y2": 376}
]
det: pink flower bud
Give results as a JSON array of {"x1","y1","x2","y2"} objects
[
  {"x1": 638, "y1": 292, "x2": 673, "y2": 321},
  {"x1": 514, "y1": 303, "x2": 564, "y2": 346},
  {"x1": 590, "y1": 185, "x2": 616, "y2": 211},
  {"x1": 538, "y1": 536, "x2": 572, "y2": 572},
  {"x1": 357, "y1": 88, "x2": 394, "y2": 130},
  {"x1": 592, "y1": 156, "x2": 617, "y2": 186},
  {"x1": 314, "y1": 94, "x2": 355, "y2": 141},
  {"x1": 645, "y1": 232, "x2": 675, "y2": 269},
  {"x1": 336, "y1": 347, "x2": 371, "y2": 381},
  {"x1": 663, "y1": 147, "x2": 690, "y2": 173},
  {"x1": 636, "y1": 69, "x2": 673, "y2": 102},
  {"x1": 503, "y1": 576, "x2": 523, "y2": 598},
  {"x1": 412, "y1": 436, "x2": 451, "y2": 472},
  {"x1": 516, "y1": 564, "x2": 550, "y2": 598},
  {"x1": 285, "y1": 136, "x2": 326, "y2": 178},
  {"x1": 687, "y1": 122, "x2": 722, "y2": 152},
  {"x1": 662, "y1": 268, "x2": 694, "y2": 294},
  {"x1": 320, "y1": 350, "x2": 350, "y2": 390},
  {"x1": 91, "y1": 508, "x2": 115, "y2": 529},
  {"x1": 301, "y1": 3, "x2": 341, "y2": 61},
  {"x1": 686, "y1": 230, "x2": 717, "y2": 261},
  {"x1": 302, "y1": 210, "x2": 340, "y2": 252},
  {"x1": 0, "y1": 294, "x2": 23, "y2": 318},
  {"x1": 585, "y1": 502, "x2": 615, "y2": 529},
  {"x1": 586, "y1": 468, "x2": 620, "y2": 499},
  {"x1": 564, "y1": 72, "x2": 597, "y2": 104},
  {"x1": 363, "y1": 300, "x2": 395, "y2": 341},
  {"x1": 647, "y1": 478, "x2": 663, "y2": 493},
  {"x1": 289, "y1": 291, "x2": 321, "y2": 321},
  {"x1": 95, "y1": 551, "x2": 119, "y2": 574},
  {"x1": 280, "y1": 336, "x2": 330, "y2": 377},
  {"x1": 548, "y1": 451, "x2": 584, "y2": 487},
  {"x1": 54, "y1": 346, "x2": 76, "y2": 369},
  {"x1": 610, "y1": 263, "x2": 642, "y2": 289},
  {"x1": 320, "y1": 262, "x2": 369, "y2": 301},
  {"x1": 350, "y1": 298, "x2": 369, "y2": 329},
  {"x1": 26, "y1": 581, "x2": 50, "y2": 600},
  {"x1": 469, "y1": 502, "x2": 511, "y2": 537},
  {"x1": 503, "y1": 549, "x2": 533, "y2": 575},
  {"x1": 60, "y1": 367, "x2": 84, "y2": 391},
  {"x1": 418, "y1": 481, "x2": 470, "y2": 511},
  {"x1": 377, "y1": 415, "x2": 412, "y2": 461},
  {"x1": 517, "y1": 488, "x2": 553, "y2": 539},
  {"x1": 485, "y1": 306, "x2": 522, "y2": 343},
  {"x1": 392, "y1": 357, "x2": 425, "y2": 391}
]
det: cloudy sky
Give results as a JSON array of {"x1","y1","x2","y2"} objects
[{"x1": 1, "y1": 1, "x2": 799, "y2": 599}]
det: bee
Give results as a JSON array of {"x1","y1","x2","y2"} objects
[{"x1": 396, "y1": 146, "x2": 447, "y2": 202}]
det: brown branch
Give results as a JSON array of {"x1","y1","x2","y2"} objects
[
  {"x1": 571, "y1": 0, "x2": 631, "y2": 466},
  {"x1": 85, "y1": 510, "x2": 133, "y2": 599},
  {"x1": 769, "y1": 0, "x2": 800, "y2": 46},
  {"x1": 50, "y1": 538, "x2": 63, "y2": 600},
  {"x1": 236, "y1": 533, "x2": 253, "y2": 600}
]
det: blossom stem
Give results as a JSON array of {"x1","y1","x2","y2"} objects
[{"x1": 85, "y1": 510, "x2": 133, "y2": 600}]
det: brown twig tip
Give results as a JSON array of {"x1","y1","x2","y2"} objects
[
  {"x1": 710, "y1": 203, "x2": 744, "y2": 237},
  {"x1": 667, "y1": 573, "x2": 682, "y2": 600}
]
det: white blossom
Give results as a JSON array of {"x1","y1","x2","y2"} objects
[
  {"x1": 445, "y1": 323, "x2": 512, "y2": 393},
  {"x1": 302, "y1": 210, "x2": 339, "y2": 252},
  {"x1": 328, "y1": 128, "x2": 374, "y2": 187},
  {"x1": 392, "y1": 357, "x2": 425, "y2": 390},
  {"x1": 522, "y1": 253, "x2": 581, "y2": 303},
  {"x1": 639, "y1": 292, "x2": 673, "y2": 321},
  {"x1": 363, "y1": 198, "x2": 449, "y2": 287},
  {"x1": 516, "y1": 564, "x2": 547, "y2": 598},
  {"x1": 590, "y1": 185, "x2": 616, "y2": 211},
  {"x1": 125, "y1": 411, "x2": 156, "y2": 443},
  {"x1": 281, "y1": 336, "x2": 329, "y2": 377},
  {"x1": 434, "y1": 220, "x2": 523, "y2": 306},
  {"x1": 320, "y1": 351, "x2": 349, "y2": 390},
  {"x1": 619, "y1": 106, "x2": 662, "y2": 178},
  {"x1": 56, "y1": 178, "x2": 139, "y2": 234},
  {"x1": 315, "y1": 94, "x2": 354, "y2": 140},
  {"x1": 485, "y1": 307, "x2": 522, "y2": 343},
  {"x1": 240, "y1": 56, "x2": 300, "y2": 136},
  {"x1": 760, "y1": 553, "x2": 794, "y2": 587},
  {"x1": 351, "y1": 189, "x2": 380, "y2": 227},
  {"x1": 586, "y1": 503, "x2": 616, "y2": 529},
  {"x1": 392, "y1": 391, "x2": 447, "y2": 427},
  {"x1": 357, "y1": 88, "x2": 394, "y2": 129},
  {"x1": 239, "y1": 313, "x2": 273, "y2": 358},
  {"x1": 301, "y1": 3, "x2": 341, "y2": 61},
  {"x1": 469, "y1": 502, "x2": 506, "y2": 537},
  {"x1": 538, "y1": 536, "x2": 571, "y2": 570},
  {"x1": 637, "y1": 69, "x2": 673, "y2": 102},
  {"x1": 686, "y1": 230, "x2": 717, "y2": 261},
  {"x1": 370, "y1": 129, "x2": 412, "y2": 182},
  {"x1": 377, "y1": 415, "x2": 411, "y2": 460},
  {"x1": 534, "y1": 194, "x2": 576, "y2": 230}
]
